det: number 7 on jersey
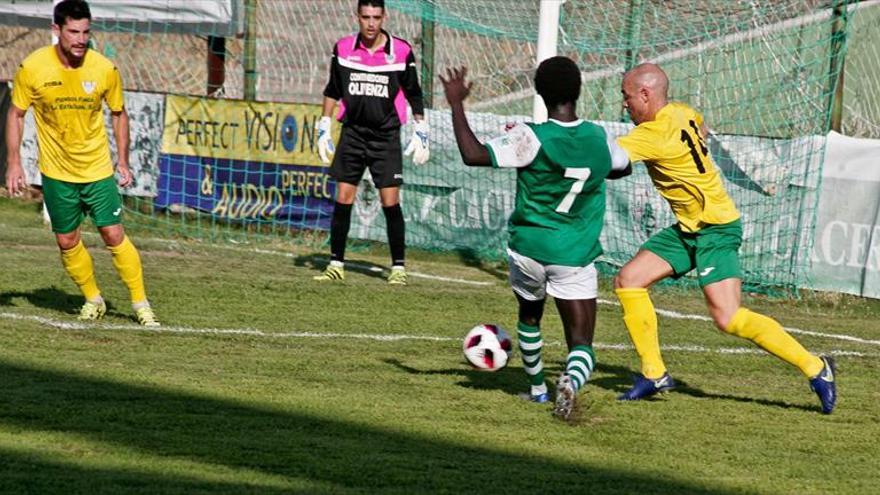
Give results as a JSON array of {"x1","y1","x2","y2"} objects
[{"x1": 556, "y1": 168, "x2": 592, "y2": 213}]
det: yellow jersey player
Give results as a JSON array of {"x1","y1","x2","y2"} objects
[
  {"x1": 4, "y1": 0, "x2": 160, "y2": 327},
  {"x1": 613, "y1": 63, "x2": 835, "y2": 413}
]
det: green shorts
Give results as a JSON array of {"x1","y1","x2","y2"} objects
[
  {"x1": 642, "y1": 219, "x2": 743, "y2": 287},
  {"x1": 42, "y1": 175, "x2": 123, "y2": 234}
]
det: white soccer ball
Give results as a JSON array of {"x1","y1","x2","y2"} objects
[{"x1": 462, "y1": 323, "x2": 513, "y2": 371}]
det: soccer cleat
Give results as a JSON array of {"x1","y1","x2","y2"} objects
[
  {"x1": 313, "y1": 264, "x2": 345, "y2": 282},
  {"x1": 617, "y1": 372, "x2": 676, "y2": 401},
  {"x1": 135, "y1": 306, "x2": 161, "y2": 327},
  {"x1": 809, "y1": 356, "x2": 836, "y2": 414},
  {"x1": 77, "y1": 300, "x2": 106, "y2": 321},
  {"x1": 553, "y1": 373, "x2": 576, "y2": 420},
  {"x1": 387, "y1": 267, "x2": 407, "y2": 285},
  {"x1": 518, "y1": 391, "x2": 550, "y2": 403}
]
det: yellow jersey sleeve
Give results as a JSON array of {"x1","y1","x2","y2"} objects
[
  {"x1": 105, "y1": 66, "x2": 125, "y2": 112},
  {"x1": 616, "y1": 102, "x2": 740, "y2": 232},
  {"x1": 616, "y1": 121, "x2": 664, "y2": 164},
  {"x1": 11, "y1": 64, "x2": 34, "y2": 111}
]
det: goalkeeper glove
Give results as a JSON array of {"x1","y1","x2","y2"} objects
[
  {"x1": 316, "y1": 116, "x2": 335, "y2": 164},
  {"x1": 404, "y1": 119, "x2": 430, "y2": 165}
]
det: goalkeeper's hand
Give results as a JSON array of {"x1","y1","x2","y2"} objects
[
  {"x1": 404, "y1": 119, "x2": 430, "y2": 165},
  {"x1": 316, "y1": 116, "x2": 335, "y2": 164}
]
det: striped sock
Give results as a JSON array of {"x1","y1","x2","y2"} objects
[
  {"x1": 517, "y1": 322, "x2": 546, "y2": 395},
  {"x1": 565, "y1": 345, "x2": 596, "y2": 392}
]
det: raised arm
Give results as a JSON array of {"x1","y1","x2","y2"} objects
[{"x1": 440, "y1": 67, "x2": 490, "y2": 167}]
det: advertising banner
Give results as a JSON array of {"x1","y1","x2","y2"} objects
[{"x1": 156, "y1": 95, "x2": 337, "y2": 228}]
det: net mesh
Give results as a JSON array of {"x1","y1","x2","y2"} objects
[{"x1": 2, "y1": 0, "x2": 877, "y2": 291}]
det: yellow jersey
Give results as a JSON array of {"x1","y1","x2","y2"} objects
[
  {"x1": 12, "y1": 45, "x2": 125, "y2": 183},
  {"x1": 617, "y1": 102, "x2": 740, "y2": 233}
]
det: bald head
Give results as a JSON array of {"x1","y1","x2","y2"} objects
[
  {"x1": 625, "y1": 63, "x2": 669, "y2": 99},
  {"x1": 621, "y1": 63, "x2": 670, "y2": 124}
]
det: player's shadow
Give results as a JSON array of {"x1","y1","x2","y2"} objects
[
  {"x1": 673, "y1": 381, "x2": 819, "y2": 413},
  {"x1": 592, "y1": 362, "x2": 818, "y2": 413},
  {"x1": 0, "y1": 287, "x2": 78, "y2": 314},
  {"x1": 293, "y1": 253, "x2": 388, "y2": 281},
  {"x1": 383, "y1": 358, "x2": 526, "y2": 397},
  {"x1": 0, "y1": 286, "x2": 128, "y2": 322},
  {"x1": 453, "y1": 247, "x2": 508, "y2": 282}
]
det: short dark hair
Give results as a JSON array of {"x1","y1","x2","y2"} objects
[
  {"x1": 54, "y1": 0, "x2": 92, "y2": 27},
  {"x1": 534, "y1": 56, "x2": 581, "y2": 107},
  {"x1": 358, "y1": 0, "x2": 385, "y2": 10}
]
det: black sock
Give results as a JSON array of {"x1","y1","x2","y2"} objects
[
  {"x1": 383, "y1": 204, "x2": 405, "y2": 267},
  {"x1": 330, "y1": 202, "x2": 353, "y2": 263}
]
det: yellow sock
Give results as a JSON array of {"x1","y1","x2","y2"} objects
[
  {"x1": 615, "y1": 288, "x2": 667, "y2": 379},
  {"x1": 108, "y1": 236, "x2": 148, "y2": 305},
  {"x1": 725, "y1": 308, "x2": 824, "y2": 377},
  {"x1": 60, "y1": 240, "x2": 101, "y2": 302}
]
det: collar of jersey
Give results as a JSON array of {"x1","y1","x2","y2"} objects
[
  {"x1": 353, "y1": 29, "x2": 393, "y2": 55},
  {"x1": 548, "y1": 118, "x2": 584, "y2": 127}
]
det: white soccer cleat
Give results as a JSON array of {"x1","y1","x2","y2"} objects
[{"x1": 554, "y1": 373, "x2": 576, "y2": 421}]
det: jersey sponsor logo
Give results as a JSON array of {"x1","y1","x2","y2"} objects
[
  {"x1": 348, "y1": 81, "x2": 389, "y2": 98},
  {"x1": 81, "y1": 81, "x2": 96, "y2": 94},
  {"x1": 43, "y1": 80, "x2": 62, "y2": 88},
  {"x1": 699, "y1": 266, "x2": 716, "y2": 277}
]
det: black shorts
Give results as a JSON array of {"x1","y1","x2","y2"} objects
[{"x1": 330, "y1": 124, "x2": 403, "y2": 188}]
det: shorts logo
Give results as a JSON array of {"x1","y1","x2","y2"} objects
[
  {"x1": 394, "y1": 174, "x2": 403, "y2": 179},
  {"x1": 82, "y1": 81, "x2": 96, "y2": 94},
  {"x1": 112, "y1": 207, "x2": 122, "y2": 216},
  {"x1": 699, "y1": 266, "x2": 716, "y2": 277}
]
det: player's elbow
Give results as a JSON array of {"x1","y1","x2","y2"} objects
[{"x1": 461, "y1": 152, "x2": 489, "y2": 167}]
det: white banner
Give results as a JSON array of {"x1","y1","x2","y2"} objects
[
  {"x1": 809, "y1": 131, "x2": 880, "y2": 298},
  {"x1": 0, "y1": 0, "x2": 244, "y2": 36}
]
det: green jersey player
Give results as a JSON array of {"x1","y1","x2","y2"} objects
[{"x1": 441, "y1": 57, "x2": 631, "y2": 420}]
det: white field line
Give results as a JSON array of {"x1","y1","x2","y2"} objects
[
  {"x1": 0, "y1": 311, "x2": 876, "y2": 358},
  {"x1": 4, "y1": 227, "x2": 875, "y2": 346}
]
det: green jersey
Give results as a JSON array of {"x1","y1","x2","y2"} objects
[{"x1": 486, "y1": 119, "x2": 629, "y2": 266}]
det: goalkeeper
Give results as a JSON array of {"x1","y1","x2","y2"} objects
[
  {"x1": 441, "y1": 58, "x2": 631, "y2": 420},
  {"x1": 314, "y1": 0, "x2": 428, "y2": 286}
]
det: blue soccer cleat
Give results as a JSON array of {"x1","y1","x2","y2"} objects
[
  {"x1": 809, "y1": 356, "x2": 836, "y2": 414},
  {"x1": 518, "y1": 391, "x2": 550, "y2": 403},
  {"x1": 617, "y1": 372, "x2": 676, "y2": 401},
  {"x1": 530, "y1": 392, "x2": 550, "y2": 403}
]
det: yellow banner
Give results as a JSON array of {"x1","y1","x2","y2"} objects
[{"x1": 161, "y1": 95, "x2": 338, "y2": 167}]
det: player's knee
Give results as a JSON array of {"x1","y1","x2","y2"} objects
[
  {"x1": 99, "y1": 226, "x2": 125, "y2": 247},
  {"x1": 712, "y1": 308, "x2": 738, "y2": 333},
  {"x1": 55, "y1": 230, "x2": 80, "y2": 251},
  {"x1": 614, "y1": 267, "x2": 642, "y2": 289}
]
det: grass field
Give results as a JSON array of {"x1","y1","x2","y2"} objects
[{"x1": 1, "y1": 196, "x2": 878, "y2": 494}]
